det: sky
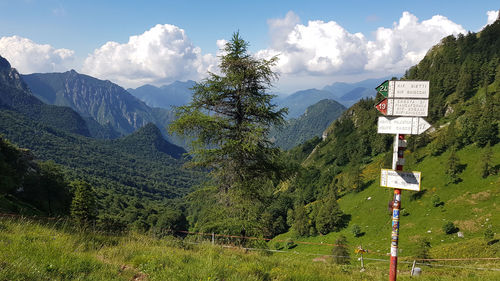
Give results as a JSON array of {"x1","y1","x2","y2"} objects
[{"x1": 0, "y1": 0, "x2": 498, "y2": 94}]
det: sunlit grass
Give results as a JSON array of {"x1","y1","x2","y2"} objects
[{"x1": 1, "y1": 216, "x2": 499, "y2": 280}]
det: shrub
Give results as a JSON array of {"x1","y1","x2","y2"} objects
[
  {"x1": 351, "y1": 224, "x2": 361, "y2": 237},
  {"x1": 332, "y1": 235, "x2": 350, "y2": 264},
  {"x1": 443, "y1": 221, "x2": 457, "y2": 234},
  {"x1": 285, "y1": 238, "x2": 297, "y2": 249},
  {"x1": 484, "y1": 228, "x2": 494, "y2": 242},
  {"x1": 415, "y1": 238, "x2": 431, "y2": 259},
  {"x1": 431, "y1": 194, "x2": 442, "y2": 207}
]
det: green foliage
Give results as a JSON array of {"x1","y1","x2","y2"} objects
[
  {"x1": 331, "y1": 235, "x2": 350, "y2": 264},
  {"x1": 431, "y1": 194, "x2": 442, "y2": 207},
  {"x1": 415, "y1": 238, "x2": 432, "y2": 259},
  {"x1": 291, "y1": 203, "x2": 309, "y2": 237},
  {"x1": 70, "y1": 180, "x2": 98, "y2": 226},
  {"x1": 170, "y1": 32, "x2": 288, "y2": 196},
  {"x1": 446, "y1": 147, "x2": 462, "y2": 184},
  {"x1": 443, "y1": 221, "x2": 458, "y2": 234},
  {"x1": 351, "y1": 224, "x2": 361, "y2": 237},
  {"x1": 316, "y1": 193, "x2": 344, "y2": 235},
  {"x1": 484, "y1": 228, "x2": 494, "y2": 242},
  {"x1": 0, "y1": 136, "x2": 71, "y2": 215},
  {"x1": 269, "y1": 99, "x2": 345, "y2": 150},
  {"x1": 0, "y1": 110, "x2": 203, "y2": 227},
  {"x1": 481, "y1": 144, "x2": 495, "y2": 178}
]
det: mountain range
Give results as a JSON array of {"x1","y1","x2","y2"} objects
[
  {"x1": 127, "y1": 80, "x2": 196, "y2": 109},
  {"x1": 269, "y1": 99, "x2": 346, "y2": 150},
  {"x1": 0, "y1": 55, "x2": 203, "y2": 220}
]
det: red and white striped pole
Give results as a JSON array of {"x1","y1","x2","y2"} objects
[{"x1": 389, "y1": 133, "x2": 405, "y2": 281}]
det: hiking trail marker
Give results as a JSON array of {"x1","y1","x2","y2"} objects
[
  {"x1": 375, "y1": 80, "x2": 430, "y2": 281},
  {"x1": 377, "y1": 116, "x2": 431, "y2": 135}
]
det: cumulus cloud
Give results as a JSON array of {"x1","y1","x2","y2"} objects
[
  {"x1": 82, "y1": 24, "x2": 218, "y2": 88},
  {"x1": 0, "y1": 35, "x2": 75, "y2": 73},
  {"x1": 365, "y1": 12, "x2": 465, "y2": 73},
  {"x1": 485, "y1": 10, "x2": 499, "y2": 26},
  {"x1": 258, "y1": 11, "x2": 466, "y2": 80}
]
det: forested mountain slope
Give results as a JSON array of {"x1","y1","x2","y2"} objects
[
  {"x1": 269, "y1": 99, "x2": 345, "y2": 150},
  {"x1": 267, "y1": 19, "x2": 500, "y2": 257},
  {"x1": 0, "y1": 56, "x2": 92, "y2": 137},
  {"x1": 23, "y1": 71, "x2": 157, "y2": 136}
]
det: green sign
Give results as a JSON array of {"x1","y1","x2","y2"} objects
[{"x1": 376, "y1": 80, "x2": 389, "y2": 97}]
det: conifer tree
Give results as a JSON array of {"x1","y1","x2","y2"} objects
[
  {"x1": 446, "y1": 147, "x2": 461, "y2": 184},
  {"x1": 332, "y1": 235, "x2": 350, "y2": 264},
  {"x1": 70, "y1": 180, "x2": 97, "y2": 226},
  {"x1": 316, "y1": 192, "x2": 344, "y2": 235},
  {"x1": 169, "y1": 32, "x2": 288, "y2": 196},
  {"x1": 292, "y1": 203, "x2": 309, "y2": 237},
  {"x1": 480, "y1": 144, "x2": 494, "y2": 178}
]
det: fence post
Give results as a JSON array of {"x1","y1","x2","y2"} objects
[
  {"x1": 212, "y1": 232, "x2": 215, "y2": 245},
  {"x1": 410, "y1": 260, "x2": 416, "y2": 276}
]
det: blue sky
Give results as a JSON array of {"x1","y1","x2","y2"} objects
[{"x1": 0, "y1": 0, "x2": 498, "y2": 93}]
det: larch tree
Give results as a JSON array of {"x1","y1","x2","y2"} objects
[
  {"x1": 169, "y1": 32, "x2": 288, "y2": 197},
  {"x1": 70, "y1": 180, "x2": 97, "y2": 227}
]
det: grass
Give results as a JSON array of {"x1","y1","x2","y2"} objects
[{"x1": 1, "y1": 216, "x2": 499, "y2": 281}]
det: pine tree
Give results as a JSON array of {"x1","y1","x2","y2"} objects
[
  {"x1": 332, "y1": 235, "x2": 350, "y2": 264},
  {"x1": 316, "y1": 191, "x2": 344, "y2": 235},
  {"x1": 70, "y1": 180, "x2": 97, "y2": 227},
  {"x1": 292, "y1": 203, "x2": 309, "y2": 237},
  {"x1": 446, "y1": 147, "x2": 461, "y2": 184},
  {"x1": 480, "y1": 144, "x2": 494, "y2": 178},
  {"x1": 169, "y1": 32, "x2": 288, "y2": 196},
  {"x1": 474, "y1": 87, "x2": 498, "y2": 147}
]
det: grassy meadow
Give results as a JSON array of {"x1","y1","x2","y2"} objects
[{"x1": 0, "y1": 214, "x2": 499, "y2": 281}]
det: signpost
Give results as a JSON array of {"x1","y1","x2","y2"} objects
[
  {"x1": 375, "y1": 98, "x2": 428, "y2": 117},
  {"x1": 375, "y1": 80, "x2": 430, "y2": 281},
  {"x1": 376, "y1": 80, "x2": 429, "y2": 99},
  {"x1": 377, "y1": 117, "x2": 431, "y2": 135},
  {"x1": 380, "y1": 169, "x2": 421, "y2": 191}
]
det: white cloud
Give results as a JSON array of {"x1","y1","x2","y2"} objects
[
  {"x1": 365, "y1": 12, "x2": 465, "y2": 73},
  {"x1": 486, "y1": 10, "x2": 499, "y2": 26},
  {"x1": 82, "y1": 24, "x2": 218, "y2": 88},
  {"x1": 0, "y1": 35, "x2": 75, "y2": 73},
  {"x1": 258, "y1": 11, "x2": 465, "y2": 83}
]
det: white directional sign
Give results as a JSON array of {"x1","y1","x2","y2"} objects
[
  {"x1": 378, "y1": 117, "x2": 431, "y2": 135},
  {"x1": 380, "y1": 169, "x2": 421, "y2": 191},
  {"x1": 387, "y1": 81, "x2": 429, "y2": 99},
  {"x1": 386, "y1": 98, "x2": 428, "y2": 117}
]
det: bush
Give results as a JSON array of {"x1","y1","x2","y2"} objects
[
  {"x1": 443, "y1": 221, "x2": 457, "y2": 234},
  {"x1": 431, "y1": 194, "x2": 442, "y2": 207},
  {"x1": 332, "y1": 235, "x2": 350, "y2": 264},
  {"x1": 415, "y1": 238, "x2": 431, "y2": 259},
  {"x1": 484, "y1": 228, "x2": 494, "y2": 242},
  {"x1": 351, "y1": 224, "x2": 361, "y2": 237},
  {"x1": 285, "y1": 238, "x2": 297, "y2": 249},
  {"x1": 400, "y1": 208, "x2": 409, "y2": 216}
]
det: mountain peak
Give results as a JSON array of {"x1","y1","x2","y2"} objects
[
  {"x1": 120, "y1": 123, "x2": 185, "y2": 159},
  {"x1": 0, "y1": 55, "x2": 11, "y2": 69}
]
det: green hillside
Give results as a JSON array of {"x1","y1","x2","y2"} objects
[
  {"x1": 267, "y1": 19, "x2": 500, "y2": 261},
  {"x1": 0, "y1": 108, "x2": 204, "y2": 225},
  {"x1": 269, "y1": 99, "x2": 345, "y2": 150},
  {"x1": 0, "y1": 56, "x2": 92, "y2": 137}
]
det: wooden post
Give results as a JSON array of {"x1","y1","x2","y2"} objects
[
  {"x1": 212, "y1": 232, "x2": 215, "y2": 245},
  {"x1": 360, "y1": 253, "x2": 365, "y2": 271},
  {"x1": 389, "y1": 134, "x2": 405, "y2": 281},
  {"x1": 410, "y1": 260, "x2": 416, "y2": 276}
]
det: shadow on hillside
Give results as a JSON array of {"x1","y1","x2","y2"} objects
[
  {"x1": 457, "y1": 163, "x2": 467, "y2": 173},
  {"x1": 357, "y1": 180, "x2": 375, "y2": 192},
  {"x1": 487, "y1": 239, "x2": 499, "y2": 246},
  {"x1": 409, "y1": 190, "x2": 426, "y2": 201},
  {"x1": 338, "y1": 214, "x2": 351, "y2": 230}
]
